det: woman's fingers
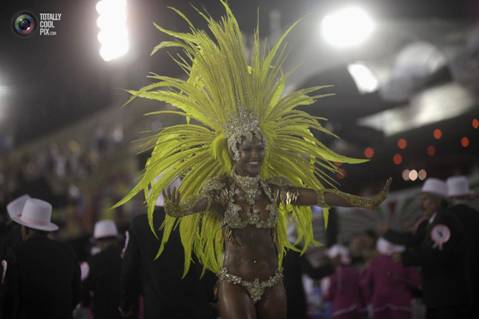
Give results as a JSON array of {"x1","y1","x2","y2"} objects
[
  {"x1": 384, "y1": 177, "x2": 392, "y2": 192},
  {"x1": 172, "y1": 187, "x2": 180, "y2": 204}
]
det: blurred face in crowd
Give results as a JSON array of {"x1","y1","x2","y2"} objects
[
  {"x1": 235, "y1": 135, "x2": 265, "y2": 177},
  {"x1": 330, "y1": 255, "x2": 342, "y2": 268},
  {"x1": 349, "y1": 235, "x2": 364, "y2": 258},
  {"x1": 420, "y1": 193, "x2": 442, "y2": 218}
]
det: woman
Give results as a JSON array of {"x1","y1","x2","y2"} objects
[{"x1": 117, "y1": 1, "x2": 390, "y2": 318}]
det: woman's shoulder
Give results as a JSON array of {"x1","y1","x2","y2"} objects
[
  {"x1": 202, "y1": 175, "x2": 233, "y2": 192},
  {"x1": 265, "y1": 176, "x2": 293, "y2": 187}
]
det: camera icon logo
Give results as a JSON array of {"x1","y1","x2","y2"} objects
[{"x1": 12, "y1": 12, "x2": 37, "y2": 37}]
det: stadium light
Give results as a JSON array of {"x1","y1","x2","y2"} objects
[
  {"x1": 96, "y1": 0, "x2": 129, "y2": 62},
  {"x1": 321, "y1": 6, "x2": 375, "y2": 48}
]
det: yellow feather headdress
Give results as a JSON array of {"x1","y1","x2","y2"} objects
[{"x1": 116, "y1": 0, "x2": 366, "y2": 275}]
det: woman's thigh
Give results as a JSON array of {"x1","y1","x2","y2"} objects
[
  {"x1": 218, "y1": 280, "x2": 257, "y2": 319},
  {"x1": 256, "y1": 281, "x2": 287, "y2": 319}
]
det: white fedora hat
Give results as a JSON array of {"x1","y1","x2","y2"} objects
[
  {"x1": 10, "y1": 198, "x2": 58, "y2": 232},
  {"x1": 93, "y1": 220, "x2": 118, "y2": 239},
  {"x1": 7, "y1": 194, "x2": 31, "y2": 219},
  {"x1": 327, "y1": 244, "x2": 351, "y2": 264},
  {"x1": 376, "y1": 237, "x2": 405, "y2": 255},
  {"x1": 421, "y1": 178, "x2": 447, "y2": 198},
  {"x1": 447, "y1": 176, "x2": 473, "y2": 198}
]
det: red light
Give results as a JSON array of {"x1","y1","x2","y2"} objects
[
  {"x1": 397, "y1": 138, "x2": 407, "y2": 150},
  {"x1": 393, "y1": 153, "x2": 403, "y2": 165},
  {"x1": 472, "y1": 118, "x2": 479, "y2": 129},
  {"x1": 461, "y1": 136, "x2": 470, "y2": 148},
  {"x1": 433, "y1": 128, "x2": 442, "y2": 140},
  {"x1": 364, "y1": 147, "x2": 375, "y2": 158},
  {"x1": 427, "y1": 145, "x2": 436, "y2": 157}
]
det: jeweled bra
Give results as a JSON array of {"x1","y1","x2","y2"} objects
[{"x1": 202, "y1": 176, "x2": 283, "y2": 230}]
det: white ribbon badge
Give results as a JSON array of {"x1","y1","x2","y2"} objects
[{"x1": 431, "y1": 224, "x2": 451, "y2": 250}]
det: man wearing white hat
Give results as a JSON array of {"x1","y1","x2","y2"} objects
[
  {"x1": 82, "y1": 220, "x2": 122, "y2": 319},
  {"x1": 0, "y1": 195, "x2": 30, "y2": 319},
  {"x1": 384, "y1": 178, "x2": 468, "y2": 319},
  {"x1": 119, "y1": 178, "x2": 215, "y2": 319},
  {"x1": 9, "y1": 197, "x2": 81, "y2": 319},
  {"x1": 446, "y1": 175, "x2": 479, "y2": 318}
]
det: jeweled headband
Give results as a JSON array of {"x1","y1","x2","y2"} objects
[{"x1": 224, "y1": 107, "x2": 264, "y2": 161}]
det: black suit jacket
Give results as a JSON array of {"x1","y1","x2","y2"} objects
[
  {"x1": 120, "y1": 209, "x2": 215, "y2": 319},
  {"x1": 14, "y1": 236, "x2": 81, "y2": 319},
  {"x1": 392, "y1": 210, "x2": 468, "y2": 308},
  {"x1": 83, "y1": 244, "x2": 122, "y2": 319},
  {"x1": 0, "y1": 223, "x2": 22, "y2": 319},
  {"x1": 448, "y1": 203, "x2": 479, "y2": 313}
]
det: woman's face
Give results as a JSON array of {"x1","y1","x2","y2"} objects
[{"x1": 235, "y1": 136, "x2": 265, "y2": 177}]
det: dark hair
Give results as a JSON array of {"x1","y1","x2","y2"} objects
[
  {"x1": 364, "y1": 229, "x2": 378, "y2": 240},
  {"x1": 25, "y1": 226, "x2": 49, "y2": 237}
]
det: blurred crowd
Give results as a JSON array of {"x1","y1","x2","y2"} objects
[{"x1": 1, "y1": 132, "x2": 479, "y2": 319}]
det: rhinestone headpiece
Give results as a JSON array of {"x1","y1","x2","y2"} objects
[{"x1": 224, "y1": 107, "x2": 263, "y2": 161}]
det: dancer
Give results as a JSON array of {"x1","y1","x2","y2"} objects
[{"x1": 117, "y1": 1, "x2": 390, "y2": 318}]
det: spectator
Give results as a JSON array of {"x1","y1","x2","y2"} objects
[
  {"x1": 361, "y1": 237, "x2": 420, "y2": 319},
  {"x1": 322, "y1": 245, "x2": 366, "y2": 319},
  {"x1": 82, "y1": 220, "x2": 122, "y2": 319},
  {"x1": 10, "y1": 198, "x2": 81, "y2": 319}
]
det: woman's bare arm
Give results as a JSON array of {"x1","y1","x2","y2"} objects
[
  {"x1": 163, "y1": 187, "x2": 213, "y2": 217},
  {"x1": 277, "y1": 178, "x2": 391, "y2": 210}
]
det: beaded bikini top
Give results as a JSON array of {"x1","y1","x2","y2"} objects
[{"x1": 201, "y1": 175, "x2": 292, "y2": 230}]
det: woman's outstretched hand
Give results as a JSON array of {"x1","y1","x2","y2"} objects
[
  {"x1": 163, "y1": 187, "x2": 182, "y2": 217},
  {"x1": 371, "y1": 177, "x2": 392, "y2": 209}
]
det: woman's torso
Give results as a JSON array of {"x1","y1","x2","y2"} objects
[{"x1": 218, "y1": 178, "x2": 280, "y2": 280}]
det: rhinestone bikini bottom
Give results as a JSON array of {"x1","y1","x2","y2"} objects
[{"x1": 218, "y1": 268, "x2": 283, "y2": 303}]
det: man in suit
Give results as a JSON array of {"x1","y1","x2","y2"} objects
[
  {"x1": 119, "y1": 189, "x2": 215, "y2": 319},
  {"x1": 384, "y1": 178, "x2": 468, "y2": 319},
  {"x1": 82, "y1": 220, "x2": 122, "y2": 319},
  {"x1": 0, "y1": 195, "x2": 29, "y2": 319},
  {"x1": 9, "y1": 197, "x2": 81, "y2": 319},
  {"x1": 446, "y1": 175, "x2": 479, "y2": 318}
]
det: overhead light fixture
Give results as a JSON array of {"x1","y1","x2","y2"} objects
[
  {"x1": 418, "y1": 169, "x2": 427, "y2": 181},
  {"x1": 461, "y1": 136, "x2": 470, "y2": 148},
  {"x1": 408, "y1": 169, "x2": 418, "y2": 181},
  {"x1": 433, "y1": 128, "x2": 442, "y2": 140},
  {"x1": 363, "y1": 146, "x2": 375, "y2": 158},
  {"x1": 472, "y1": 118, "x2": 479, "y2": 129},
  {"x1": 96, "y1": 0, "x2": 129, "y2": 62},
  {"x1": 321, "y1": 6, "x2": 374, "y2": 48},
  {"x1": 359, "y1": 83, "x2": 475, "y2": 136},
  {"x1": 348, "y1": 63, "x2": 379, "y2": 94},
  {"x1": 397, "y1": 138, "x2": 407, "y2": 150},
  {"x1": 393, "y1": 153, "x2": 403, "y2": 165}
]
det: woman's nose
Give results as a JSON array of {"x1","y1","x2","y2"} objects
[{"x1": 250, "y1": 149, "x2": 259, "y2": 160}]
